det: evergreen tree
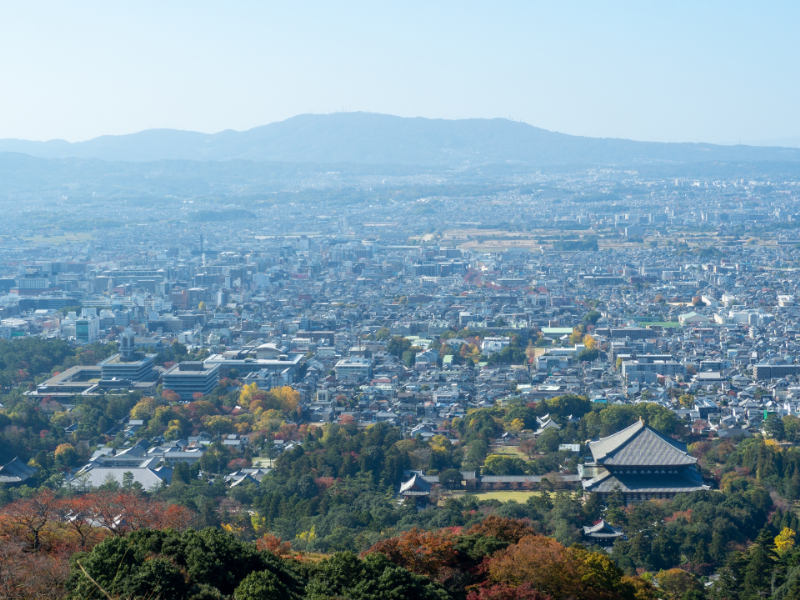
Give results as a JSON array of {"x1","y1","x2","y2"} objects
[{"x1": 742, "y1": 530, "x2": 778, "y2": 599}]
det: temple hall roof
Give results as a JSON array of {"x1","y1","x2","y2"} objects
[{"x1": 587, "y1": 420, "x2": 697, "y2": 467}]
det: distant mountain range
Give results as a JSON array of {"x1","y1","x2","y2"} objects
[{"x1": 2, "y1": 112, "x2": 800, "y2": 167}]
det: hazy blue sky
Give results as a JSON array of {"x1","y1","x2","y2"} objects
[{"x1": 1, "y1": 1, "x2": 798, "y2": 144}]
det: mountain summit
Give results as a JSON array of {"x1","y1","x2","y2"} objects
[{"x1": 2, "y1": 112, "x2": 799, "y2": 166}]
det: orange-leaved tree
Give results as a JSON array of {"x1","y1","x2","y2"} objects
[
  {"x1": 90, "y1": 491, "x2": 194, "y2": 536},
  {"x1": 486, "y1": 534, "x2": 655, "y2": 600},
  {"x1": 487, "y1": 535, "x2": 581, "y2": 598},
  {"x1": 256, "y1": 533, "x2": 294, "y2": 558},
  {"x1": 58, "y1": 494, "x2": 105, "y2": 549},
  {"x1": 366, "y1": 527, "x2": 458, "y2": 580},
  {"x1": 467, "y1": 516, "x2": 536, "y2": 544},
  {"x1": 0, "y1": 488, "x2": 60, "y2": 551}
]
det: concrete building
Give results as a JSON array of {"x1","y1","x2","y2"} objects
[
  {"x1": 335, "y1": 357, "x2": 374, "y2": 381},
  {"x1": 204, "y1": 349, "x2": 303, "y2": 382},
  {"x1": 99, "y1": 353, "x2": 156, "y2": 382},
  {"x1": 162, "y1": 361, "x2": 220, "y2": 400},
  {"x1": 75, "y1": 308, "x2": 100, "y2": 343}
]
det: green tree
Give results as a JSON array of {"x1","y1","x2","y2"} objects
[
  {"x1": 438, "y1": 469, "x2": 462, "y2": 490},
  {"x1": 305, "y1": 552, "x2": 448, "y2": 600},
  {"x1": 536, "y1": 428, "x2": 561, "y2": 453},
  {"x1": 483, "y1": 455, "x2": 528, "y2": 476},
  {"x1": 234, "y1": 570, "x2": 296, "y2": 600},
  {"x1": 402, "y1": 349, "x2": 417, "y2": 368},
  {"x1": 742, "y1": 530, "x2": 778, "y2": 599},
  {"x1": 655, "y1": 568, "x2": 704, "y2": 600},
  {"x1": 784, "y1": 415, "x2": 800, "y2": 442},
  {"x1": 387, "y1": 336, "x2": 412, "y2": 358},
  {"x1": 764, "y1": 413, "x2": 786, "y2": 440},
  {"x1": 584, "y1": 310, "x2": 601, "y2": 325}
]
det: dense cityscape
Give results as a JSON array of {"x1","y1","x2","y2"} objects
[
  {"x1": 0, "y1": 164, "x2": 800, "y2": 598},
  {"x1": 2, "y1": 2, "x2": 800, "y2": 596}
]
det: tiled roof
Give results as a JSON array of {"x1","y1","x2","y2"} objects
[
  {"x1": 588, "y1": 421, "x2": 696, "y2": 467},
  {"x1": 583, "y1": 520, "x2": 624, "y2": 538},
  {"x1": 0, "y1": 457, "x2": 38, "y2": 483},
  {"x1": 582, "y1": 469, "x2": 708, "y2": 494},
  {"x1": 399, "y1": 474, "x2": 431, "y2": 494},
  {"x1": 479, "y1": 474, "x2": 581, "y2": 484}
]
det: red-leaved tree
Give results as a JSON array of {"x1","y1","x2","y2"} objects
[
  {"x1": 1, "y1": 488, "x2": 60, "y2": 550},
  {"x1": 467, "y1": 516, "x2": 537, "y2": 544},
  {"x1": 366, "y1": 527, "x2": 458, "y2": 580}
]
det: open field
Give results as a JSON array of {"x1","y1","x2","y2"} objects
[
  {"x1": 440, "y1": 225, "x2": 780, "y2": 254},
  {"x1": 488, "y1": 446, "x2": 528, "y2": 459},
  {"x1": 298, "y1": 552, "x2": 332, "y2": 563},
  {"x1": 460, "y1": 240, "x2": 541, "y2": 252},
  {"x1": 22, "y1": 233, "x2": 94, "y2": 245},
  {"x1": 441, "y1": 490, "x2": 566, "y2": 504}
]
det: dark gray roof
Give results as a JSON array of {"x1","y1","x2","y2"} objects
[
  {"x1": 0, "y1": 457, "x2": 38, "y2": 483},
  {"x1": 479, "y1": 474, "x2": 581, "y2": 484},
  {"x1": 583, "y1": 520, "x2": 624, "y2": 538},
  {"x1": 582, "y1": 469, "x2": 709, "y2": 494},
  {"x1": 480, "y1": 475, "x2": 540, "y2": 483},
  {"x1": 588, "y1": 421, "x2": 696, "y2": 467},
  {"x1": 399, "y1": 474, "x2": 431, "y2": 495}
]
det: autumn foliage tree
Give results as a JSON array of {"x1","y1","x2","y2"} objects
[
  {"x1": 0, "y1": 488, "x2": 196, "y2": 599},
  {"x1": 653, "y1": 569, "x2": 704, "y2": 600},
  {"x1": 0, "y1": 488, "x2": 60, "y2": 550},
  {"x1": 58, "y1": 494, "x2": 104, "y2": 549},
  {"x1": 519, "y1": 438, "x2": 537, "y2": 459},
  {"x1": 241, "y1": 383, "x2": 302, "y2": 416},
  {"x1": 54, "y1": 443, "x2": 79, "y2": 467},
  {"x1": 467, "y1": 516, "x2": 535, "y2": 544},
  {"x1": 0, "y1": 538, "x2": 71, "y2": 600},
  {"x1": 484, "y1": 534, "x2": 655, "y2": 600},
  {"x1": 256, "y1": 533, "x2": 295, "y2": 558},
  {"x1": 90, "y1": 491, "x2": 194, "y2": 536},
  {"x1": 366, "y1": 527, "x2": 459, "y2": 580}
]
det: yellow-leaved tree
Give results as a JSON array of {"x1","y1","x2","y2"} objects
[
  {"x1": 776, "y1": 527, "x2": 796, "y2": 554},
  {"x1": 55, "y1": 443, "x2": 78, "y2": 467},
  {"x1": 165, "y1": 419, "x2": 185, "y2": 441},
  {"x1": 430, "y1": 434, "x2": 452, "y2": 455},
  {"x1": 507, "y1": 418, "x2": 525, "y2": 434},
  {"x1": 130, "y1": 397, "x2": 156, "y2": 420},
  {"x1": 239, "y1": 382, "x2": 263, "y2": 406},
  {"x1": 269, "y1": 386, "x2": 301, "y2": 414},
  {"x1": 204, "y1": 415, "x2": 234, "y2": 436},
  {"x1": 296, "y1": 525, "x2": 316, "y2": 543}
]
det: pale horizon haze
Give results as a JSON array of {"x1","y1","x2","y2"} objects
[{"x1": 1, "y1": 1, "x2": 799, "y2": 146}]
